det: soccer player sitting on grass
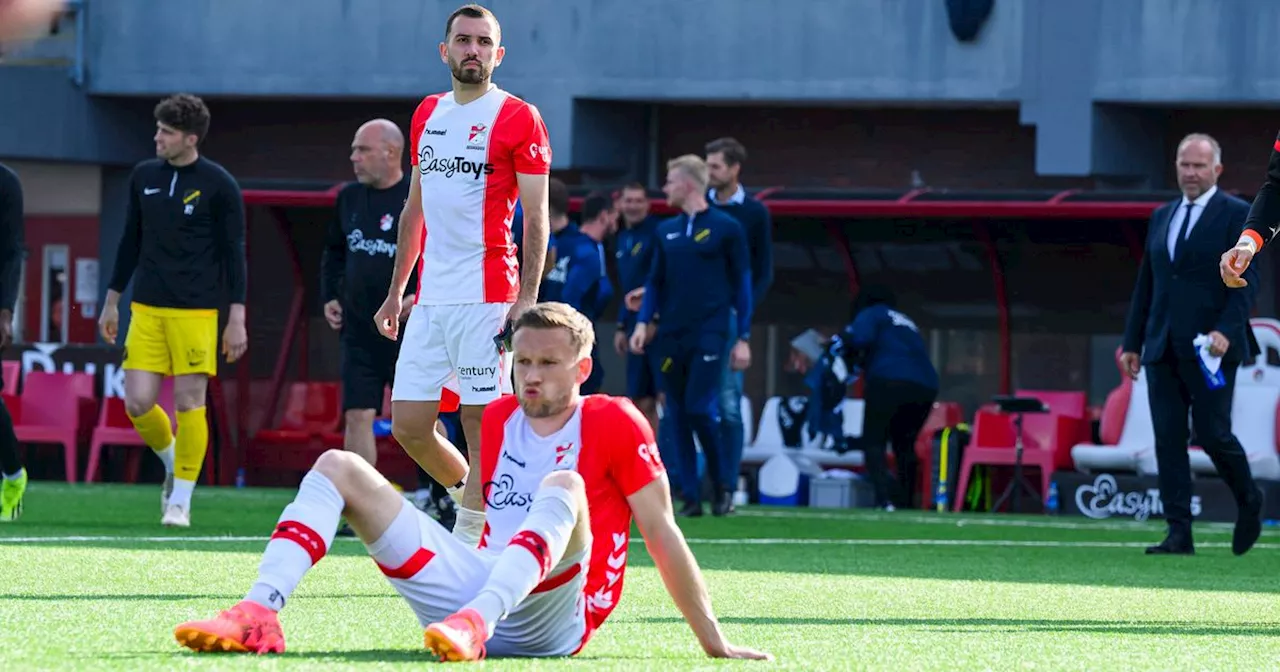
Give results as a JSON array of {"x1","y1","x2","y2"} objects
[{"x1": 172, "y1": 302, "x2": 771, "y2": 662}]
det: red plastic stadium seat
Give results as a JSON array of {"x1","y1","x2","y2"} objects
[
  {"x1": 2, "y1": 360, "x2": 20, "y2": 393},
  {"x1": 246, "y1": 382, "x2": 342, "y2": 482},
  {"x1": 953, "y1": 389, "x2": 1090, "y2": 513},
  {"x1": 13, "y1": 371, "x2": 95, "y2": 482},
  {"x1": 84, "y1": 378, "x2": 177, "y2": 483}
]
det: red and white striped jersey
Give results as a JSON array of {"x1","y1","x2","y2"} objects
[
  {"x1": 408, "y1": 87, "x2": 552, "y2": 304},
  {"x1": 477, "y1": 395, "x2": 665, "y2": 631}
]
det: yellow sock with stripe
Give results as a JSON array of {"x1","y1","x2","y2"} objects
[
  {"x1": 128, "y1": 404, "x2": 175, "y2": 472},
  {"x1": 170, "y1": 406, "x2": 209, "y2": 509}
]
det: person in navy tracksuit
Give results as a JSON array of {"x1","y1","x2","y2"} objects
[
  {"x1": 540, "y1": 192, "x2": 616, "y2": 394},
  {"x1": 614, "y1": 184, "x2": 663, "y2": 416},
  {"x1": 841, "y1": 285, "x2": 938, "y2": 511},
  {"x1": 706, "y1": 137, "x2": 773, "y2": 508},
  {"x1": 631, "y1": 155, "x2": 752, "y2": 517}
]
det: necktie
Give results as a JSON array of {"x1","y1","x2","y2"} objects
[{"x1": 1172, "y1": 202, "x2": 1194, "y2": 261}]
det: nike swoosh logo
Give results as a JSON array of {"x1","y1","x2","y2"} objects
[{"x1": 144, "y1": 188, "x2": 161, "y2": 195}]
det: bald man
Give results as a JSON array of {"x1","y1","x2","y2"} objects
[{"x1": 322, "y1": 119, "x2": 430, "y2": 524}]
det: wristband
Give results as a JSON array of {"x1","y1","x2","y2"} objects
[
  {"x1": 1240, "y1": 230, "x2": 1264, "y2": 254},
  {"x1": 451, "y1": 506, "x2": 486, "y2": 547}
]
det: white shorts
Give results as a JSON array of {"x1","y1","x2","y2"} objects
[
  {"x1": 391, "y1": 303, "x2": 513, "y2": 406},
  {"x1": 366, "y1": 499, "x2": 591, "y2": 658}
]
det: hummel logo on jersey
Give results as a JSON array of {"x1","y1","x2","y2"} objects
[
  {"x1": 417, "y1": 145, "x2": 494, "y2": 179},
  {"x1": 501, "y1": 450, "x2": 526, "y2": 468},
  {"x1": 424, "y1": 128, "x2": 447, "y2": 136}
]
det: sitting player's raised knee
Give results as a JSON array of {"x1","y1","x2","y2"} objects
[
  {"x1": 312, "y1": 449, "x2": 364, "y2": 487},
  {"x1": 541, "y1": 469, "x2": 585, "y2": 495}
]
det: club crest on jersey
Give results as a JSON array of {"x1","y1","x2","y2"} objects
[
  {"x1": 380, "y1": 213, "x2": 394, "y2": 231},
  {"x1": 467, "y1": 123, "x2": 489, "y2": 150},
  {"x1": 555, "y1": 442, "x2": 577, "y2": 468}
]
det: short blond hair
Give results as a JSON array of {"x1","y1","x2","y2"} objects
[
  {"x1": 1177, "y1": 132, "x2": 1222, "y2": 165},
  {"x1": 513, "y1": 302, "x2": 595, "y2": 357},
  {"x1": 667, "y1": 154, "x2": 709, "y2": 191}
]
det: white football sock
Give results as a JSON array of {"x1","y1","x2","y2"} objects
[
  {"x1": 168, "y1": 478, "x2": 195, "y2": 509},
  {"x1": 245, "y1": 470, "x2": 343, "y2": 611},
  {"x1": 464, "y1": 485, "x2": 577, "y2": 634},
  {"x1": 155, "y1": 441, "x2": 175, "y2": 473}
]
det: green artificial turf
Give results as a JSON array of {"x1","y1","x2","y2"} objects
[{"x1": 2, "y1": 483, "x2": 1279, "y2": 670}]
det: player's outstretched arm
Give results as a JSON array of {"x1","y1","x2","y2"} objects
[{"x1": 628, "y1": 477, "x2": 773, "y2": 661}]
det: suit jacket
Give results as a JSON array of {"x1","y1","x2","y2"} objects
[{"x1": 1123, "y1": 189, "x2": 1260, "y2": 364}]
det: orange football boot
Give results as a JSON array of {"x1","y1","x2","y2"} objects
[
  {"x1": 173, "y1": 599, "x2": 286, "y2": 654},
  {"x1": 423, "y1": 608, "x2": 488, "y2": 662}
]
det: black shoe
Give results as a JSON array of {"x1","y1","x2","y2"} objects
[
  {"x1": 678, "y1": 500, "x2": 703, "y2": 517},
  {"x1": 336, "y1": 522, "x2": 356, "y2": 537},
  {"x1": 1145, "y1": 533, "x2": 1194, "y2": 555},
  {"x1": 1233, "y1": 487, "x2": 1263, "y2": 556},
  {"x1": 712, "y1": 488, "x2": 734, "y2": 516}
]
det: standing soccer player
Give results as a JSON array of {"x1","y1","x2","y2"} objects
[
  {"x1": 630, "y1": 155, "x2": 753, "y2": 517},
  {"x1": 374, "y1": 4, "x2": 551, "y2": 545},
  {"x1": 100, "y1": 94, "x2": 249, "y2": 527},
  {"x1": 0, "y1": 162, "x2": 26, "y2": 521}
]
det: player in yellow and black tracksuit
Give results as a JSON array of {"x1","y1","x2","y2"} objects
[{"x1": 100, "y1": 94, "x2": 248, "y2": 528}]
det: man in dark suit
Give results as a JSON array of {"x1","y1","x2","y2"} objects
[{"x1": 1121, "y1": 133, "x2": 1263, "y2": 557}]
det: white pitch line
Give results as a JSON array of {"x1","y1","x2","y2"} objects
[
  {"x1": 733, "y1": 509, "x2": 1245, "y2": 533},
  {"x1": 0, "y1": 534, "x2": 1272, "y2": 550}
]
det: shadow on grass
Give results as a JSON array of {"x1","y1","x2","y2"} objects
[
  {"x1": 89, "y1": 648, "x2": 661, "y2": 664},
  {"x1": 625, "y1": 616, "x2": 1280, "y2": 637}
]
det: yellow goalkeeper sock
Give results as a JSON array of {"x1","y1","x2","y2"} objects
[
  {"x1": 174, "y1": 406, "x2": 209, "y2": 484},
  {"x1": 128, "y1": 404, "x2": 174, "y2": 453}
]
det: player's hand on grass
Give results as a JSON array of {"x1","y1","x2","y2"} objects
[
  {"x1": 1221, "y1": 244, "x2": 1254, "y2": 288},
  {"x1": 707, "y1": 641, "x2": 774, "y2": 661},
  {"x1": 323, "y1": 299, "x2": 343, "y2": 330},
  {"x1": 98, "y1": 303, "x2": 120, "y2": 345},
  {"x1": 222, "y1": 319, "x2": 248, "y2": 363},
  {"x1": 375, "y1": 294, "x2": 404, "y2": 341}
]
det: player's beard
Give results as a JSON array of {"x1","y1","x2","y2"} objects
[
  {"x1": 519, "y1": 390, "x2": 571, "y2": 419},
  {"x1": 450, "y1": 56, "x2": 490, "y2": 85}
]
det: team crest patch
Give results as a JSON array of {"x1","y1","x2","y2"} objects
[
  {"x1": 182, "y1": 189, "x2": 201, "y2": 216},
  {"x1": 467, "y1": 123, "x2": 488, "y2": 150},
  {"x1": 380, "y1": 213, "x2": 394, "y2": 231}
]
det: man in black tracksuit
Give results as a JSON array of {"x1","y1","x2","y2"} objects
[
  {"x1": 321, "y1": 119, "x2": 452, "y2": 529},
  {"x1": 0, "y1": 162, "x2": 26, "y2": 521}
]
